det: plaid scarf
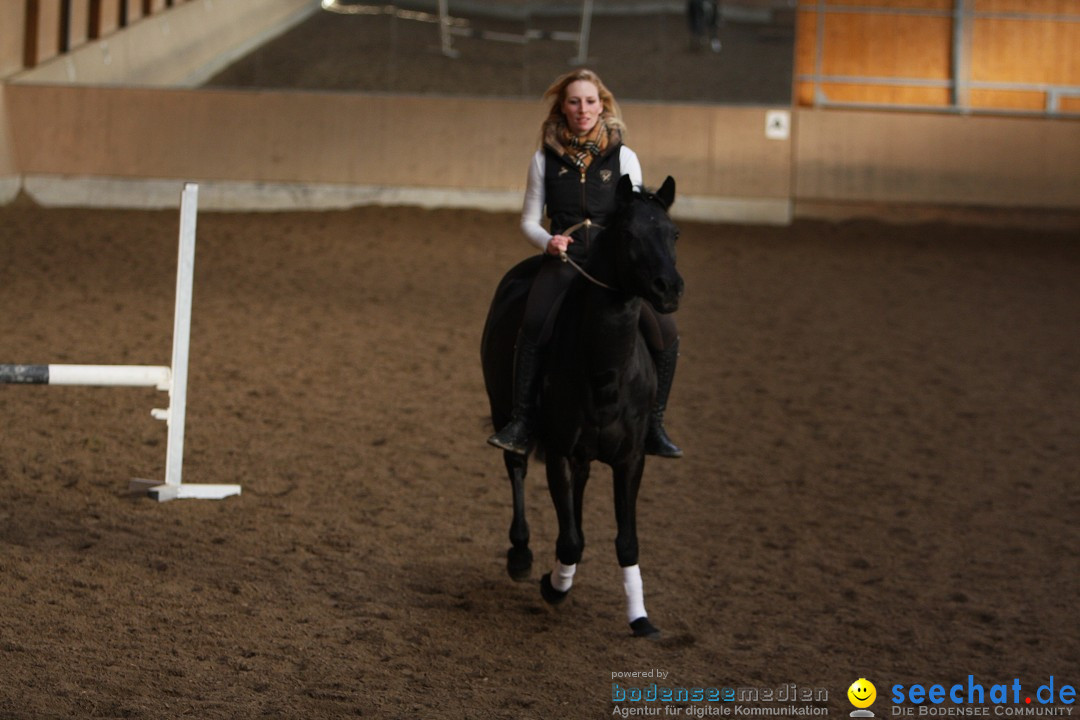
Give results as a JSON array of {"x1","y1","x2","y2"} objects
[{"x1": 548, "y1": 118, "x2": 614, "y2": 170}]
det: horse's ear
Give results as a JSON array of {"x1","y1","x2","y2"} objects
[
  {"x1": 617, "y1": 173, "x2": 635, "y2": 203},
  {"x1": 656, "y1": 176, "x2": 676, "y2": 209}
]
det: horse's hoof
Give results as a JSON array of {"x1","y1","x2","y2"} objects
[
  {"x1": 630, "y1": 617, "x2": 661, "y2": 638},
  {"x1": 540, "y1": 572, "x2": 570, "y2": 605},
  {"x1": 506, "y1": 547, "x2": 533, "y2": 582}
]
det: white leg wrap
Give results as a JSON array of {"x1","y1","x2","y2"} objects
[
  {"x1": 551, "y1": 561, "x2": 577, "y2": 592},
  {"x1": 622, "y1": 564, "x2": 647, "y2": 622}
]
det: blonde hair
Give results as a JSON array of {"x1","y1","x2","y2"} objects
[{"x1": 540, "y1": 69, "x2": 625, "y2": 140}]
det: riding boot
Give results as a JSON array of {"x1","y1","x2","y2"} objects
[
  {"x1": 645, "y1": 339, "x2": 683, "y2": 458},
  {"x1": 488, "y1": 332, "x2": 542, "y2": 455}
]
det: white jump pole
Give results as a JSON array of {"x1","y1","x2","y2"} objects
[{"x1": 8, "y1": 365, "x2": 173, "y2": 388}]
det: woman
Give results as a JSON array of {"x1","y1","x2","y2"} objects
[{"x1": 487, "y1": 69, "x2": 683, "y2": 459}]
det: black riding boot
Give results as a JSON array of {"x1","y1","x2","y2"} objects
[
  {"x1": 487, "y1": 332, "x2": 542, "y2": 455},
  {"x1": 645, "y1": 339, "x2": 683, "y2": 458}
]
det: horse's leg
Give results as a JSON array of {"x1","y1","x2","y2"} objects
[
  {"x1": 613, "y1": 455, "x2": 659, "y2": 637},
  {"x1": 540, "y1": 454, "x2": 589, "y2": 605},
  {"x1": 505, "y1": 450, "x2": 533, "y2": 581}
]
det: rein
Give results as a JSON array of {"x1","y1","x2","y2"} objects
[{"x1": 557, "y1": 219, "x2": 615, "y2": 291}]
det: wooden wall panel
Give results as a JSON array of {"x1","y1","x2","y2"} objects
[
  {"x1": 817, "y1": 84, "x2": 950, "y2": 107},
  {"x1": 626, "y1": 105, "x2": 791, "y2": 199},
  {"x1": 0, "y1": 87, "x2": 17, "y2": 176},
  {"x1": 34, "y1": 0, "x2": 62, "y2": 66},
  {"x1": 793, "y1": 8, "x2": 817, "y2": 106},
  {"x1": 128, "y1": 0, "x2": 143, "y2": 23},
  {"x1": 795, "y1": 108, "x2": 1080, "y2": 208},
  {"x1": 795, "y1": 1, "x2": 1080, "y2": 114},
  {"x1": 15, "y1": 0, "x2": 315, "y2": 87},
  {"x1": 816, "y1": 0, "x2": 947, "y2": 9},
  {"x1": 5, "y1": 0, "x2": 176, "y2": 72},
  {"x1": 4, "y1": 85, "x2": 792, "y2": 205},
  {"x1": 0, "y1": 4, "x2": 27, "y2": 77},
  {"x1": 97, "y1": 0, "x2": 121, "y2": 37},
  {"x1": 69, "y1": 0, "x2": 90, "y2": 48},
  {"x1": 821, "y1": 14, "x2": 951, "y2": 79},
  {"x1": 971, "y1": 19, "x2": 1080, "y2": 86},
  {"x1": 4, "y1": 81, "x2": 1076, "y2": 214},
  {"x1": 796, "y1": 8, "x2": 952, "y2": 107},
  {"x1": 969, "y1": 89, "x2": 1047, "y2": 112},
  {"x1": 976, "y1": 0, "x2": 1077, "y2": 13}
]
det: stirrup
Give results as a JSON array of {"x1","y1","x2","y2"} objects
[
  {"x1": 645, "y1": 420, "x2": 682, "y2": 459},
  {"x1": 488, "y1": 418, "x2": 532, "y2": 455}
]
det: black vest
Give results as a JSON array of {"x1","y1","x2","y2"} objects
[{"x1": 544, "y1": 143, "x2": 623, "y2": 260}]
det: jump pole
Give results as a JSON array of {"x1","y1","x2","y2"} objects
[{"x1": 1, "y1": 183, "x2": 241, "y2": 503}]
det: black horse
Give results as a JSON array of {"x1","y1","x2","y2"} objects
[{"x1": 480, "y1": 175, "x2": 683, "y2": 637}]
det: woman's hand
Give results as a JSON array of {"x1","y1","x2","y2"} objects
[{"x1": 547, "y1": 234, "x2": 573, "y2": 256}]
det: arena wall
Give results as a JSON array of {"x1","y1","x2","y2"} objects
[
  {"x1": 2, "y1": 0, "x2": 1078, "y2": 222},
  {"x1": 4, "y1": 83, "x2": 795, "y2": 223},
  {"x1": 794, "y1": 109, "x2": 1080, "y2": 210},
  {"x1": 7, "y1": 80, "x2": 1079, "y2": 222},
  {"x1": 0, "y1": 0, "x2": 315, "y2": 202},
  {"x1": 0, "y1": 87, "x2": 17, "y2": 203},
  {"x1": 0, "y1": 1, "x2": 26, "y2": 201}
]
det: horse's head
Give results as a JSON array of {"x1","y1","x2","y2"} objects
[{"x1": 612, "y1": 174, "x2": 684, "y2": 314}]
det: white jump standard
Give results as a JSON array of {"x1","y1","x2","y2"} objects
[{"x1": 0, "y1": 183, "x2": 241, "y2": 503}]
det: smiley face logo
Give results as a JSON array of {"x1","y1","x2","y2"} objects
[{"x1": 848, "y1": 679, "x2": 877, "y2": 709}]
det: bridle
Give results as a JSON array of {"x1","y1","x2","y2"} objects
[
  {"x1": 557, "y1": 218, "x2": 615, "y2": 291},
  {"x1": 559, "y1": 251, "x2": 615, "y2": 291}
]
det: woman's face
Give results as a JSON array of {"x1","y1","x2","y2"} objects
[{"x1": 561, "y1": 80, "x2": 602, "y2": 135}]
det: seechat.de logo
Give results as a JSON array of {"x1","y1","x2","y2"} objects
[{"x1": 849, "y1": 679, "x2": 878, "y2": 718}]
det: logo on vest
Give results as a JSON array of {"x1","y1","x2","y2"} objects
[
  {"x1": 558, "y1": 166, "x2": 569, "y2": 176},
  {"x1": 600, "y1": 169, "x2": 613, "y2": 183}
]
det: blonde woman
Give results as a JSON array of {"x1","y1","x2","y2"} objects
[{"x1": 488, "y1": 69, "x2": 682, "y2": 459}]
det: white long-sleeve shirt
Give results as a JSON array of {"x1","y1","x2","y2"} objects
[{"x1": 519, "y1": 146, "x2": 644, "y2": 253}]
